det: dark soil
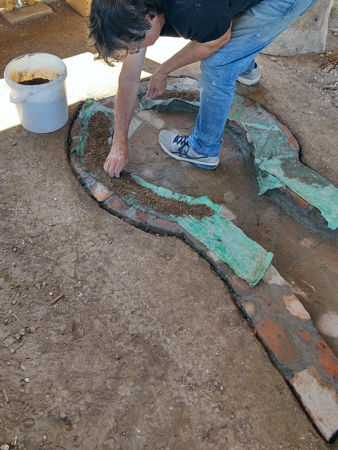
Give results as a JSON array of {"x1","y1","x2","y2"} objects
[
  {"x1": 84, "y1": 111, "x2": 213, "y2": 219},
  {"x1": 158, "y1": 90, "x2": 200, "y2": 102},
  {"x1": 19, "y1": 78, "x2": 50, "y2": 85}
]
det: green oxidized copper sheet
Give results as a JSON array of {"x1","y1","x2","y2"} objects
[{"x1": 131, "y1": 175, "x2": 273, "y2": 287}]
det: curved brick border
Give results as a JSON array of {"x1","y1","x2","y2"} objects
[{"x1": 67, "y1": 91, "x2": 338, "y2": 443}]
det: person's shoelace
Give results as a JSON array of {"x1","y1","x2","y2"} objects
[{"x1": 172, "y1": 135, "x2": 205, "y2": 160}]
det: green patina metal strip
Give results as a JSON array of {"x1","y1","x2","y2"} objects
[
  {"x1": 260, "y1": 159, "x2": 338, "y2": 230},
  {"x1": 131, "y1": 174, "x2": 273, "y2": 286}
]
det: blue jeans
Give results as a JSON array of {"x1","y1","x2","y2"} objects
[{"x1": 188, "y1": 0, "x2": 318, "y2": 157}]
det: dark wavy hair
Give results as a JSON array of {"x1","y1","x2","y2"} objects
[{"x1": 89, "y1": 0, "x2": 164, "y2": 63}]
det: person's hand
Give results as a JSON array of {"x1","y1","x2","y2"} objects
[
  {"x1": 146, "y1": 67, "x2": 168, "y2": 99},
  {"x1": 104, "y1": 139, "x2": 129, "y2": 178}
]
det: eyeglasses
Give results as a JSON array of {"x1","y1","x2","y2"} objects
[
  {"x1": 125, "y1": 26, "x2": 152, "y2": 55},
  {"x1": 128, "y1": 42, "x2": 140, "y2": 55}
]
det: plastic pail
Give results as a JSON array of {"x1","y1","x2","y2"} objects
[{"x1": 4, "y1": 53, "x2": 68, "y2": 133}]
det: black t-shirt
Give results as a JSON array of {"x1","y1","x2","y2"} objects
[{"x1": 161, "y1": 0, "x2": 262, "y2": 43}]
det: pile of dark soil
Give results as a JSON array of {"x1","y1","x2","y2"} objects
[
  {"x1": 158, "y1": 90, "x2": 200, "y2": 102},
  {"x1": 19, "y1": 78, "x2": 50, "y2": 85},
  {"x1": 84, "y1": 111, "x2": 213, "y2": 219}
]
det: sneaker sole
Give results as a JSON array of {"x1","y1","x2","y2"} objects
[
  {"x1": 193, "y1": 162, "x2": 219, "y2": 170},
  {"x1": 158, "y1": 139, "x2": 219, "y2": 168},
  {"x1": 237, "y1": 75, "x2": 260, "y2": 86}
]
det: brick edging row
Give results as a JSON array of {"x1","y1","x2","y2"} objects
[{"x1": 67, "y1": 95, "x2": 338, "y2": 443}]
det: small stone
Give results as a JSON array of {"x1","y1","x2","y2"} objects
[
  {"x1": 1, "y1": 444, "x2": 10, "y2": 450},
  {"x1": 10, "y1": 349, "x2": 15, "y2": 354},
  {"x1": 30, "y1": 326, "x2": 36, "y2": 333},
  {"x1": 24, "y1": 377, "x2": 30, "y2": 383},
  {"x1": 25, "y1": 326, "x2": 31, "y2": 334},
  {"x1": 271, "y1": 57, "x2": 277, "y2": 61},
  {"x1": 14, "y1": 334, "x2": 21, "y2": 341},
  {"x1": 6, "y1": 361, "x2": 11, "y2": 366},
  {"x1": 12, "y1": 142, "x2": 17, "y2": 147},
  {"x1": 4, "y1": 318, "x2": 9, "y2": 325},
  {"x1": 19, "y1": 328, "x2": 25, "y2": 336},
  {"x1": 13, "y1": 247, "x2": 17, "y2": 252},
  {"x1": 11, "y1": 299, "x2": 17, "y2": 305},
  {"x1": 59, "y1": 412, "x2": 67, "y2": 420},
  {"x1": 115, "y1": 355, "x2": 120, "y2": 360},
  {"x1": 220, "y1": 386, "x2": 225, "y2": 391}
]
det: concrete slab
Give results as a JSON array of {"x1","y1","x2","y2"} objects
[
  {"x1": 262, "y1": 0, "x2": 334, "y2": 56},
  {"x1": 0, "y1": 2, "x2": 53, "y2": 25}
]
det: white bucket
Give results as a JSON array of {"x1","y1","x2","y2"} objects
[{"x1": 4, "y1": 53, "x2": 68, "y2": 133}]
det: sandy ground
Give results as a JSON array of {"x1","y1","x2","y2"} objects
[{"x1": 0, "y1": 2, "x2": 337, "y2": 448}]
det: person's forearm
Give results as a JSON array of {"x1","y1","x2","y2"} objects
[
  {"x1": 113, "y1": 50, "x2": 145, "y2": 144},
  {"x1": 159, "y1": 38, "x2": 227, "y2": 76},
  {"x1": 113, "y1": 78, "x2": 140, "y2": 144}
]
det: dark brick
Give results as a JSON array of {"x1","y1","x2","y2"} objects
[
  {"x1": 259, "y1": 296, "x2": 281, "y2": 314},
  {"x1": 316, "y1": 338, "x2": 338, "y2": 379},
  {"x1": 147, "y1": 216, "x2": 182, "y2": 235}
]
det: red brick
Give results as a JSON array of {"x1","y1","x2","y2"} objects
[
  {"x1": 106, "y1": 196, "x2": 129, "y2": 212},
  {"x1": 101, "y1": 97, "x2": 115, "y2": 109},
  {"x1": 286, "y1": 189, "x2": 312, "y2": 210},
  {"x1": 244, "y1": 99, "x2": 255, "y2": 107},
  {"x1": 316, "y1": 339, "x2": 338, "y2": 379},
  {"x1": 259, "y1": 296, "x2": 281, "y2": 314},
  {"x1": 147, "y1": 217, "x2": 181, "y2": 235},
  {"x1": 229, "y1": 274, "x2": 251, "y2": 294},
  {"x1": 70, "y1": 153, "x2": 83, "y2": 173},
  {"x1": 90, "y1": 182, "x2": 112, "y2": 202},
  {"x1": 134, "y1": 209, "x2": 152, "y2": 224},
  {"x1": 298, "y1": 330, "x2": 312, "y2": 343},
  {"x1": 256, "y1": 317, "x2": 300, "y2": 365}
]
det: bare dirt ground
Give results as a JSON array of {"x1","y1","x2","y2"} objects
[{"x1": 0, "y1": 2, "x2": 337, "y2": 448}]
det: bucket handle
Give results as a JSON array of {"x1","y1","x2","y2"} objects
[{"x1": 10, "y1": 91, "x2": 33, "y2": 104}]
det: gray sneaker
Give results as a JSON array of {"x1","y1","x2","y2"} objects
[
  {"x1": 158, "y1": 131, "x2": 219, "y2": 170},
  {"x1": 237, "y1": 63, "x2": 260, "y2": 86}
]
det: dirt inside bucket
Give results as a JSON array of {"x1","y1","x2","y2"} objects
[
  {"x1": 19, "y1": 78, "x2": 51, "y2": 85},
  {"x1": 84, "y1": 111, "x2": 213, "y2": 219}
]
